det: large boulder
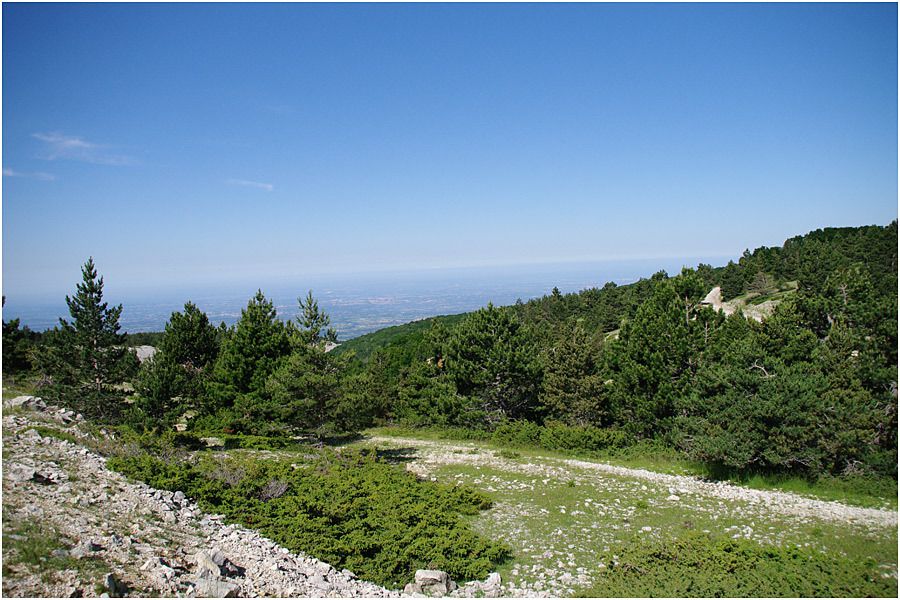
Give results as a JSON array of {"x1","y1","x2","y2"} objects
[
  {"x1": 194, "y1": 550, "x2": 222, "y2": 578},
  {"x1": 194, "y1": 576, "x2": 239, "y2": 598}
]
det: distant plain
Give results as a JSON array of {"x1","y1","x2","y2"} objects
[{"x1": 3, "y1": 256, "x2": 728, "y2": 338}]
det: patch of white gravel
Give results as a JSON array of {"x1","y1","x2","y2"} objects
[{"x1": 369, "y1": 436, "x2": 897, "y2": 530}]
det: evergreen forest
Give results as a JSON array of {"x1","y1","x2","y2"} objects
[
  {"x1": 3, "y1": 220, "x2": 897, "y2": 590},
  {"x1": 4, "y1": 221, "x2": 897, "y2": 480}
]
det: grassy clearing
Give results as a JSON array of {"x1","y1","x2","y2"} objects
[
  {"x1": 366, "y1": 427, "x2": 897, "y2": 509},
  {"x1": 352, "y1": 433, "x2": 897, "y2": 597},
  {"x1": 1, "y1": 511, "x2": 107, "y2": 584},
  {"x1": 1, "y1": 374, "x2": 39, "y2": 400},
  {"x1": 22, "y1": 425, "x2": 79, "y2": 445}
]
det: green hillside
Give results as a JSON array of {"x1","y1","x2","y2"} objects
[{"x1": 332, "y1": 313, "x2": 467, "y2": 363}]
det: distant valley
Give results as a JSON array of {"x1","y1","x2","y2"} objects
[{"x1": 3, "y1": 256, "x2": 728, "y2": 338}]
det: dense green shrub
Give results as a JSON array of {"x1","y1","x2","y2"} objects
[
  {"x1": 538, "y1": 421, "x2": 630, "y2": 452},
  {"x1": 109, "y1": 448, "x2": 510, "y2": 588},
  {"x1": 491, "y1": 420, "x2": 542, "y2": 446},
  {"x1": 583, "y1": 531, "x2": 895, "y2": 597}
]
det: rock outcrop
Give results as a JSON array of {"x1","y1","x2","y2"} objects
[{"x1": 1, "y1": 400, "x2": 400, "y2": 598}]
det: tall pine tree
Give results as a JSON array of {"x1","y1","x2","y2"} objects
[{"x1": 36, "y1": 258, "x2": 136, "y2": 420}]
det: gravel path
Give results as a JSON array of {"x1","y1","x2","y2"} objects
[{"x1": 369, "y1": 435, "x2": 897, "y2": 530}]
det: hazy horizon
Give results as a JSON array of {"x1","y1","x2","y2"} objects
[{"x1": 3, "y1": 253, "x2": 734, "y2": 336}]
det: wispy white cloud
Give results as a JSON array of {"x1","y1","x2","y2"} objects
[
  {"x1": 226, "y1": 178, "x2": 274, "y2": 192},
  {"x1": 32, "y1": 132, "x2": 137, "y2": 166},
  {"x1": 3, "y1": 167, "x2": 56, "y2": 181}
]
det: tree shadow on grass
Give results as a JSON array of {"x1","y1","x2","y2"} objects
[
  {"x1": 319, "y1": 432, "x2": 366, "y2": 447},
  {"x1": 374, "y1": 446, "x2": 419, "y2": 465}
]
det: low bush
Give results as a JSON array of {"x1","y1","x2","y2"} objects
[
  {"x1": 582, "y1": 531, "x2": 895, "y2": 597},
  {"x1": 109, "y1": 447, "x2": 510, "y2": 588},
  {"x1": 221, "y1": 434, "x2": 300, "y2": 451}
]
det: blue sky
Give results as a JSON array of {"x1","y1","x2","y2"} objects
[{"x1": 3, "y1": 2, "x2": 897, "y2": 301}]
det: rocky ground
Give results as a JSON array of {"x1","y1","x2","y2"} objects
[
  {"x1": 1, "y1": 401, "x2": 508, "y2": 598},
  {"x1": 2, "y1": 403, "x2": 400, "y2": 598}
]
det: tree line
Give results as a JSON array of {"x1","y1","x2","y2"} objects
[{"x1": 3, "y1": 221, "x2": 897, "y2": 480}]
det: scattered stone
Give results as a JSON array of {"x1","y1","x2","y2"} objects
[
  {"x1": 3, "y1": 395, "x2": 46, "y2": 411},
  {"x1": 415, "y1": 569, "x2": 453, "y2": 595}
]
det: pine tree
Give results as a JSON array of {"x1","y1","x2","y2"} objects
[
  {"x1": 2, "y1": 296, "x2": 34, "y2": 375},
  {"x1": 36, "y1": 258, "x2": 134, "y2": 420},
  {"x1": 445, "y1": 303, "x2": 541, "y2": 422},
  {"x1": 159, "y1": 301, "x2": 219, "y2": 369},
  {"x1": 296, "y1": 290, "x2": 337, "y2": 346},
  {"x1": 213, "y1": 290, "x2": 291, "y2": 395},
  {"x1": 134, "y1": 302, "x2": 220, "y2": 427},
  {"x1": 540, "y1": 321, "x2": 607, "y2": 426}
]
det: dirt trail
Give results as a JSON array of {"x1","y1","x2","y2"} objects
[{"x1": 368, "y1": 436, "x2": 898, "y2": 530}]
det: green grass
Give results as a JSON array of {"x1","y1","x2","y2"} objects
[
  {"x1": 734, "y1": 472, "x2": 897, "y2": 510},
  {"x1": 1, "y1": 513, "x2": 107, "y2": 584},
  {"x1": 355, "y1": 434, "x2": 897, "y2": 597},
  {"x1": 365, "y1": 426, "x2": 897, "y2": 510},
  {"x1": 579, "y1": 530, "x2": 897, "y2": 597},
  {"x1": 729, "y1": 280, "x2": 798, "y2": 306},
  {"x1": 22, "y1": 426, "x2": 79, "y2": 445}
]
